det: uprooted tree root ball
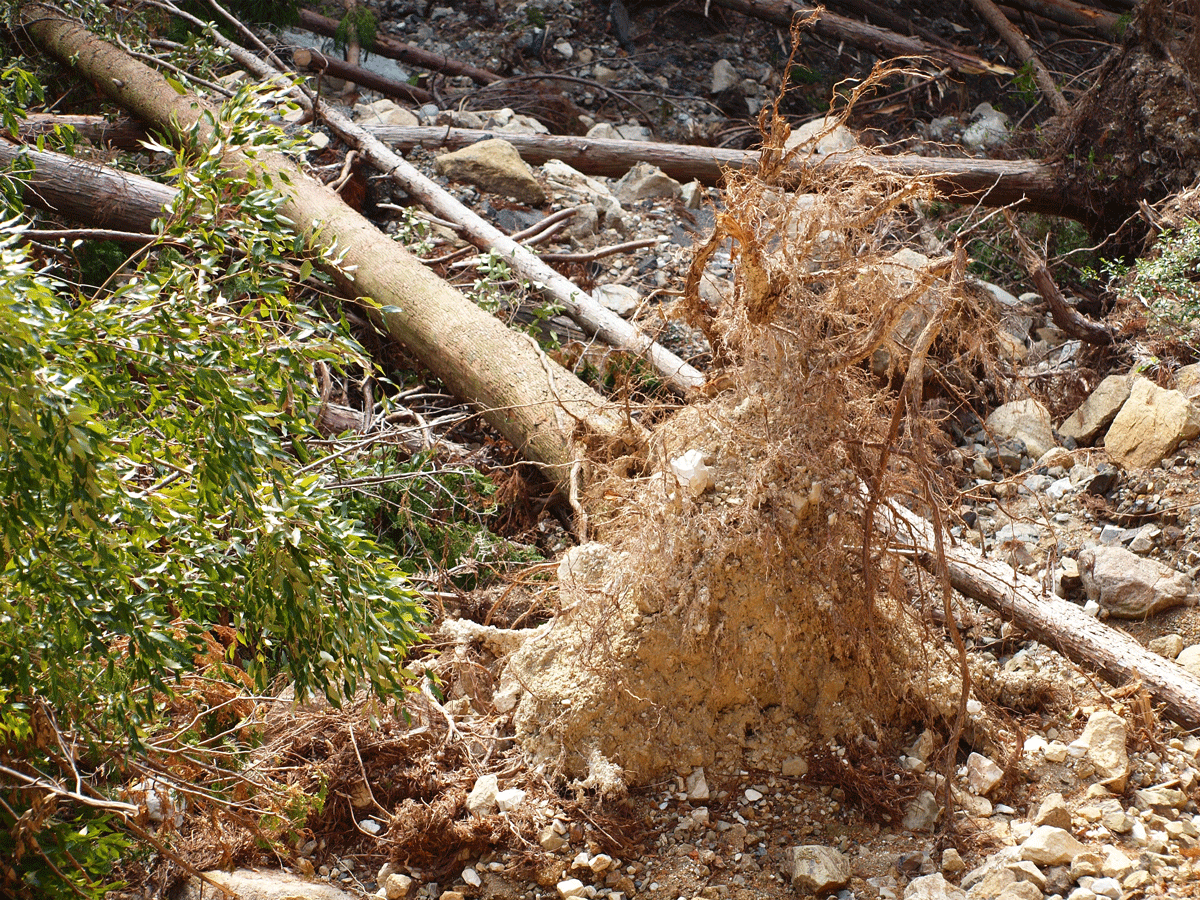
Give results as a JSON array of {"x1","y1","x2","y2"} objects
[{"x1": 498, "y1": 96, "x2": 1005, "y2": 794}]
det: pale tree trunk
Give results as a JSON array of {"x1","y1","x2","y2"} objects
[{"x1": 19, "y1": 2, "x2": 641, "y2": 494}]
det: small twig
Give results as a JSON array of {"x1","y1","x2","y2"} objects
[
  {"x1": 328, "y1": 149, "x2": 358, "y2": 192},
  {"x1": 19, "y1": 227, "x2": 165, "y2": 244},
  {"x1": 538, "y1": 237, "x2": 659, "y2": 263}
]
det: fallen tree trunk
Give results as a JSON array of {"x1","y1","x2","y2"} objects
[
  {"x1": 292, "y1": 46, "x2": 433, "y2": 105},
  {"x1": 366, "y1": 125, "x2": 1096, "y2": 226},
  {"x1": 887, "y1": 503, "x2": 1200, "y2": 730},
  {"x1": 20, "y1": 3, "x2": 640, "y2": 494},
  {"x1": 0, "y1": 137, "x2": 176, "y2": 231},
  {"x1": 14, "y1": 115, "x2": 1096, "y2": 225},
  {"x1": 296, "y1": 8, "x2": 502, "y2": 85},
  {"x1": 18, "y1": 113, "x2": 149, "y2": 150},
  {"x1": 710, "y1": 0, "x2": 1014, "y2": 75}
]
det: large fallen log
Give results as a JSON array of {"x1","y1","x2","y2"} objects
[
  {"x1": 0, "y1": 138, "x2": 175, "y2": 231},
  {"x1": 887, "y1": 502, "x2": 1200, "y2": 730},
  {"x1": 366, "y1": 125, "x2": 1095, "y2": 226},
  {"x1": 14, "y1": 115, "x2": 1095, "y2": 225},
  {"x1": 19, "y1": 3, "x2": 640, "y2": 495}
]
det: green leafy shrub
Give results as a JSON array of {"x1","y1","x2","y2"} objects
[{"x1": 0, "y1": 77, "x2": 425, "y2": 896}]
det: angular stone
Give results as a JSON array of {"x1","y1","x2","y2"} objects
[
  {"x1": 1100, "y1": 848, "x2": 1134, "y2": 879},
  {"x1": 1019, "y1": 826, "x2": 1085, "y2": 866},
  {"x1": 179, "y1": 869, "x2": 360, "y2": 900},
  {"x1": 711, "y1": 59, "x2": 740, "y2": 94},
  {"x1": 538, "y1": 825, "x2": 567, "y2": 851},
  {"x1": 613, "y1": 162, "x2": 682, "y2": 203},
  {"x1": 904, "y1": 873, "x2": 966, "y2": 900},
  {"x1": 784, "y1": 117, "x2": 859, "y2": 156},
  {"x1": 557, "y1": 879, "x2": 587, "y2": 899},
  {"x1": 995, "y1": 883, "x2": 1043, "y2": 900},
  {"x1": 383, "y1": 874, "x2": 414, "y2": 900},
  {"x1": 1059, "y1": 375, "x2": 1132, "y2": 445},
  {"x1": 1177, "y1": 643, "x2": 1200, "y2": 678},
  {"x1": 902, "y1": 790, "x2": 940, "y2": 832},
  {"x1": 967, "y1": 752, "x2": 1004, "y2": 795},
  {"x1": 434, "y1": 139, "x2": 546, "y2": 206},
  {"x1": 593, "y1": 283, "x2": 640, "y2": 316},
  {"x1": 986, "y1": 399, "x2": 1057, "y2": 462},
  {"x1": 466, "y1": 773, "x2": 499, "y2": 815},
  {"x1": 686, "y1": 767, "x2": 710, "y2": 800},
  {"x1": 1078, "y1": 545, "x2": 1191, "y2": 619},
  {"x1": 941, "y1": 849, "x2": 966, "y2": 875},
  {"x1": 354, "y1": 97, "x2": 419, "y2": 127},
  {"x1": 783, "y1": 845, "x2": 851, "y2": 893},
  {"x1": 1075, "y1": 710, "x2": 1129, "y2": 791},
  {"x1": 1034, "y1": 793, "x2": 1073, "y2": 830},
  {"x1": 1148, "y1": 633, "x2": 1184, "y2": 659},
  {"x1": 1104, "y1": 376, "x2": 1200, "y2": 469}
]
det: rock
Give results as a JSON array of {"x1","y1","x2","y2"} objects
[
  {"x1": 711, "y1": 59, "x2": 740, "y2": 94},
  {"x1": 383, "y1": 874, "x2": 414, "y2": 899},
  {"x1": 594, "y1": 284, "x2": 641, "y2": 316},
  {"x1": 1078, "y1": 545, "x2": 1191, "y2": 618},
  {"x1": 557, "y1": 878, "x2": 588, "y2": 898},
  {"x1": 1175, "y1": 361, "x2": 1200, "y2": 401},
  {"x1": 586, "y1": 121, "x2": 651, "y2": 141},
  {"x1": 902, "y1": 790, "x2": 940, "y2": 832},
  {"x1": 904, "y1": 873, "x2": 966, "y2": 900},
  {"x1": 541, "y1": 160, "x2": 624, "y2": 228},
  {"x1": 461, "y1": 868, "x2": 481, "y2": 888},
  {"x1": 686, "y1": 767, "x2": 711, "y2": 800},
  {"x1": 782, "y1": 845, "x2": 852, "y2": 893},
  {"x1": 784, "y1": 117, "x2": 859, "y2": 156},
  {"x1": 1103, "y1": 376, "x2": 1200, "y2": 469},
  {"x1": 354, "y1": 98, "x2": 419, "y2": 127},
  {"x1": 1034, "y1": 793, "x2": 1073, "y2": 830},
  {"x1": 539, "y1": 825, "x2": 568, "y2": 851},
  {"x1": 995, "y1": 884, "x2": 1042, "y2": 900},
  {"x1": 1019, "y1": 826, "x2": 1085, "y2": 866},
  {"x1": 1179, "y1": 643, "x2": 1200, "y2": 677},
  {"x1": 1059, "y1": 375, "x2": 1132, "y2": 445},
  {"x1": 967, "y1": 752, "x2": 1004, "y2": 795},
  {"x1": 942, "y1": 849, "x2": 966, "y2": 875},
  {"x1": 1037, "y1": 446, "x2": 1075, "y2": 469},
  {"x1": 1100, "y1": 848, "x2": 1134, "y2": 879},
  {"x1": 496, "y1": 787, "x2": 526, "y2": 811},
  {"x1": 438, "y1": 894, "x2": 463, "y2": 900},
  {"x1": 1149, "y1": 633, "x2": 1185, "y2": 659},
  {"x1": 1134, "y1": 786, "x2": 1188, "y2": 810},
  {"x1": 681, "y1": 180, "x2": 705, "y2": 209},
  {"x1": 179, "y1": 869, "x2": 360, "y2": 900},
  {"x1": 613, "y1": 162, "x2": 682, "y2": 203},
  {"x1": 986, "y1": 399, "x2": 1057, "y2": 462},
  {"x1": 434, "y1": 139, "x2": 546, "y2": 206},
  {"x1": 782, "y1": 756, "x2": 808, "y2": 777},
  {"x1": 466, "y1": 773, "x2": 499, "y2": 814},
  {"x1": 1073, "y1": 710, "x2": 1130, "y2": 791},
  {"x1": 963, "y1": 102, "x2": 1009, "y2": 150}
]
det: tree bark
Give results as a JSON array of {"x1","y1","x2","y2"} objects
[
  {"x1": 367, "y1": 125, "x2": 1096, "y2": 226},
  {"x1": 0, "y1": 137, "x2": 176, "y2": 231},
  {"x1": 296, "y1": 8, "x2": 502, "y2": 85},
  {"x1": 18, "y1": 3, "x2": 640, "y2": 494},
  {"x1": 887, "y1": 503, "x2": 1200, "y2": 731}
]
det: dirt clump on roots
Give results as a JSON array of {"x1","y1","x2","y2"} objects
[{"x1": 499, "y1": 79, "x2": 1000, "y2": 795}]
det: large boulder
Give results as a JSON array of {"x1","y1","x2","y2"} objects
[
  {"x1": 434, "y1": 138, "x2": 546, "y2": 206},
  {"x1": 986, "y1": 399, "x2": 1057, "y2": 462},
  {"x1": 1078, "y1": 545, "x2": 1191, "y2": 618},
  {"x1": 1059, "y1": 374, "x2": 1132, "y2": 445},
  {"x1": 1103, "y1": 376, "x2": 1200, "y2": 468}
]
